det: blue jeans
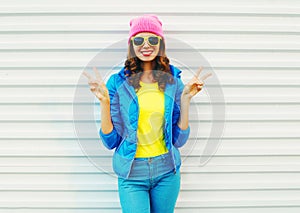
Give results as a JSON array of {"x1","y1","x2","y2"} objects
[{"x1": 118, "y1": 170, "x2": 181, "y2": 213}]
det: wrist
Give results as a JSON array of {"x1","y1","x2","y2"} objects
[
  {"x1": 181, "y1": 94, "x2": 192, "y2": 103},
  {"x1": 100, "y1": 99, "x2": 110, "y2": 106},
  {"x1": 100, "y1": 100, "x2": 110, "y2": 109}
]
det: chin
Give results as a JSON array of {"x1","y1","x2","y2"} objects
[
  {"x1": 137, "y1": 55, "x2": 156, "y2": 62},
  {"x1": 142, "y1": 58, "x2": 155, "y2": 62}
]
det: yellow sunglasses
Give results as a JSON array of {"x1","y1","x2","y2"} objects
[{"x1": 131, "y1": 35, "x2": 162, "y2": 46}]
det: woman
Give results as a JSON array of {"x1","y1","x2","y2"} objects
[{"x1": 84, "y1": 14, "x2": 211, "y2": 213}]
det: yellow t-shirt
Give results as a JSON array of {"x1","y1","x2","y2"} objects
[{"x1": 135, "y1": 81, "x2": 168, "y2": 158}]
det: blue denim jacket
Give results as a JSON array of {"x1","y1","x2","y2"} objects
[{"x1": 99, "y1": 65, "x2": 190, "y2": 179}]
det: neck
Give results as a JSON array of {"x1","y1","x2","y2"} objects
[
  {"x1": 142, "y1": 61, "x2": 153, "y2": 72},
  {"x1": 141, "y1": 62, "x2": 155, "y2": 83}
]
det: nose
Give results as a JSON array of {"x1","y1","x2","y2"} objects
[{"x1": 142, "y1": 40, "x2": 150, "y2": 48}]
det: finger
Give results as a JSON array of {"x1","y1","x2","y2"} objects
[
  {"x1": 194, "y1": 67, "x2": 203, "y2": 78},
  {"x1": 82, "y1": 71, "x2": 93, "y2": 81},
  {"x1": 194, "y1": 83, "x2": 203, "y2": 90},
  {"x1": 93, "y1": 67, "x2": 103, "y2": 82},
  {"x1": 197, "y1": 85, "x2": 203, "y2": 90},
  {"x1": 200, "y1": 73, "x2": 213, "y2": 81},
  {"x1": 196, "y1": 79, "x2": 204, "y2": 86},
  {"x1": 96, "y1": 92, "x2": 104, "y2": 101},
  {"x1": 191, "y1": 78, "x2": 204, "y2": 86},
  {"x1": 88, "y1": 80, "x2": 99, "y2": 86}
]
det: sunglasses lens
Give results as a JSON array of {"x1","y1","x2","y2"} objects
[
  {"x1": 133, "y1": 37, "x2": 144, "y2": 46},
  {"x1": 148, "y1": 36, "x2": 159, "y2": 45}
]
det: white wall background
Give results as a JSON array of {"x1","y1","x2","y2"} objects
[{"x1": 0, "y1": 0, "x2": 300, "y2": 212}]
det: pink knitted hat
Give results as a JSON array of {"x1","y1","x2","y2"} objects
[{"x1": 128, "y1": 14, "x2": 164, "y2": 43}]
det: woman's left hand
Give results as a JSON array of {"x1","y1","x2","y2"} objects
[{"x1": 182, "y1": 67, "x2": 212, "y2": 100}]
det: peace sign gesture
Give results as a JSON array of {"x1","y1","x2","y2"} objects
[
  {"x1": 182, "y1": 67, "x2": 212, "y2": 100},
  {"x1": 83, "y1": 67, "x2": 110, "y2": 103}
]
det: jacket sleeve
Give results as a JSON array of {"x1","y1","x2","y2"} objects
[
  {"x1": 99, "y1": 74, "x2": 123, "y2": 150},
  {"x1": 172, "y1": 71, "x2": 191, "y2": 148}
]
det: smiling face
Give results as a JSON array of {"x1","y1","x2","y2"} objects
[{"x1": 131, "y1": 32, "x2": 161, "y2": 62}]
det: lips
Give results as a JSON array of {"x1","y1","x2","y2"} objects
[{"x1": 141, "y1": 51, "x2": 153, "y2": 56}]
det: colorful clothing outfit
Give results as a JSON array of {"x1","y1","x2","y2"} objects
[
  {"x1": 99, "y1": 64, "x2": 190, "y2": 180},
  {"x1": 99, "y1": 13, "x2": 189, "y2": 213}
]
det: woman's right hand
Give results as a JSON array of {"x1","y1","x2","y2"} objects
[{"x1": 83, "y1": 67, "x2": 110, "y2": 104}]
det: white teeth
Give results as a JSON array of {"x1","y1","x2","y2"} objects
[{"x1": 142, "y1": 51, "x2": 152, "y2": 54}]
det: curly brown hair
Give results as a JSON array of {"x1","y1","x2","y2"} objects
[{"x1": 124, "y1": 39, "x2": 174, "y2": 92}]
